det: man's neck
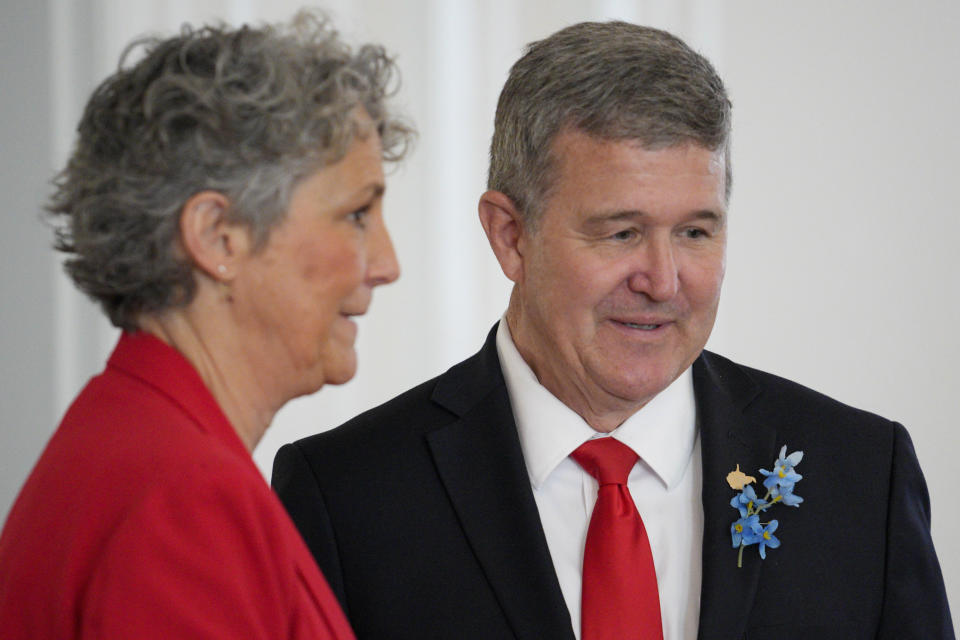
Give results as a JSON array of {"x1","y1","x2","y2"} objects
[{"x1": 504, "y1": 304, "x2": 650, "y2": 432}]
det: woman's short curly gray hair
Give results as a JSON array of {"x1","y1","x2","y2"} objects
[{"x1": 49, "y1": 11, "x2": 413, "y2": 330}]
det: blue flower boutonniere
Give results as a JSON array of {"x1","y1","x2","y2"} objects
[{"x1": 726, "y1": 446, "x2": 804, "y2": 567}]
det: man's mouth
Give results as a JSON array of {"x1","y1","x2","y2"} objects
[{"x1": 621, "y1": 322, "x2": 661, "y2": 330}]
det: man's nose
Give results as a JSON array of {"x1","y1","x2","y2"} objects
[{"x1": 625, "y1": 237, "x2": 679, "y2": 301}]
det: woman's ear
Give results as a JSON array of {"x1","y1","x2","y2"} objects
[
  {"x1": 478, "y1": 190, "x2": 528, "y2": 284},
  {"x1": 178, "y1": 191, "x2": 251, "y2": 281}
]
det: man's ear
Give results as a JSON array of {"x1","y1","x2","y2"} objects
[
  {"x1": 178, "y1": 191, "x2": 252, "y2": 281},
  {"x1": 478, "y1": 190, "x2": 528, "y2": 284}
]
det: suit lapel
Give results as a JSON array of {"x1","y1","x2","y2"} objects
[
  {"x1": 423, "y1": 331, "x2": 779, "y2": 639},
  {"x1": 694, "y1": 352, "x2": 777, "y2": 640},
  {"x1": 426, "y1": 326, "x2": 575, "y2": 640}
]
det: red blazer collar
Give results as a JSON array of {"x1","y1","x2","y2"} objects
[{"x1": 106, "y1": 331, "x2": 250, "y2": 463}]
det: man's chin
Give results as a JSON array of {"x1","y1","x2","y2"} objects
[{"x1": 597, "y1": 364, "x2": 684, "y2": 406}]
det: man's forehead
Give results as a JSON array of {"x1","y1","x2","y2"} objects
[
  {"x1": 552, "y1": 128, "x2": 724, "y2": 165},
  {"x1": 547, "y1": 129, "x2": 729, "y2": 195},
  {"x1": 550, "y1": 132, "x2": 725, "y2": 186}
]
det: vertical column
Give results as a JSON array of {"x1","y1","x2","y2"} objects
[{"x1": 423, "y1": 0, "x2": 486, "y2": 368}]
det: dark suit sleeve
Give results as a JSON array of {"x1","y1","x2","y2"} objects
[
  {"x1": 877, "y1": 423, "x2": 955, "y2": 639},
  {"x1": 272, "y1": 442, "x2": 348, "y2": 613}
]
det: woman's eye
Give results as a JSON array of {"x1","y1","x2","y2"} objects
[{"x1": 349, "y1": 207, "x2": 370, "y2": 228}]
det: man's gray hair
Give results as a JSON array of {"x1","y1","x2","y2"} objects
[
  {"x1": 488, "y1": 20, "x2": 731, "y2": 227},
  {"x1": 49, "y1": 10, "x2": 413, "y2": 330}
]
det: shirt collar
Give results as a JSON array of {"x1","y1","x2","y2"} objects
[{"x1": 496, "y1": 319, "x2": 698, "y2": 490}]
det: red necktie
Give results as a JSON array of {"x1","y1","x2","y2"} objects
[{"x1": 571, "y1": 438, "x2": 663, "y2": 640}]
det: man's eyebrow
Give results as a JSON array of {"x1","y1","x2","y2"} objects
[
  {"x1": 689, "y1": 209, "x2": 726, "y2": 226},
  {"x1": 581, "y1": 210, "x2": 643, "y2": 229},
  {"x1": 582, "y1": 208, "x2": 725, "y2": 227}
]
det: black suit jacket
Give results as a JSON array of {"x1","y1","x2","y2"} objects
[{"x1": 273, "y1": 326, "x2": 953, "y2": 639}]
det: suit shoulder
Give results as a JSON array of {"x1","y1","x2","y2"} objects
[
  {"x1": 288, "y1": 333, "x2": 503, "y2": 457},
  {"x1": 700, "y1": 350, "x2": 897, "y2": 430},
  {"x1": 289, "y1": 373, "x2": 454, "y2": 456}
]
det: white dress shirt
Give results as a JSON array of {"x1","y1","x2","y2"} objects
[{"x1": 496, "y1": 320, "x2": 703, "y2": 640}]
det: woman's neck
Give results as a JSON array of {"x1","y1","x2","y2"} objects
[{"x1": 137, "y1": 302, "x2": 280, "y2": 453}]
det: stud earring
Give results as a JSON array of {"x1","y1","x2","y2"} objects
[{"x1": 217, "y1": 264, "x2": 227, "y2": 275}]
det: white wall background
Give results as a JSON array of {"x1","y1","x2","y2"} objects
[{"x1": 2, "y1": 0, "x2": 956, "y2": 629}]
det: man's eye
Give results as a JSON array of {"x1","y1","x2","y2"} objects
[
  {"x1": 610, "y1": 229, "x2": 636, "y2": 241},
  {"x1": 683, "y1": 227, "x2": 707, "y2": 239}
]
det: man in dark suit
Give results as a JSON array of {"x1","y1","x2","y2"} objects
[{"x1": 273, "y1": 21, "x2": 954, "y2": 639}]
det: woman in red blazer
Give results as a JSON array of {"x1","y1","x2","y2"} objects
[{"x1": 0, "y1": 11, "x2": 410, "y2": 639}]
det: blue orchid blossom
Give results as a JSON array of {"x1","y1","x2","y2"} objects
[
  {"x1": 730, "y1": 514, "x2": 761, "y2": 548},
  {"x1": 730, "y1": 484, "x2": 768, "y2": 517},
  {"x1": 753, "y1": 520, "x2": 781, "y2": 559},
  {"x1": 729, "y1": 445, "x2": 803, "y2": 566},
  {"x1": 771, "y1": 483, "x2": 804, "y2": 507},
  {"x1": 760, "y1": 445, "x2": 804, "y2": 490}
]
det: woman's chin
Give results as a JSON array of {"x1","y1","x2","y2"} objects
[{"x1": 317, "y1": 349, "x2": 358, "y2": 387}]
